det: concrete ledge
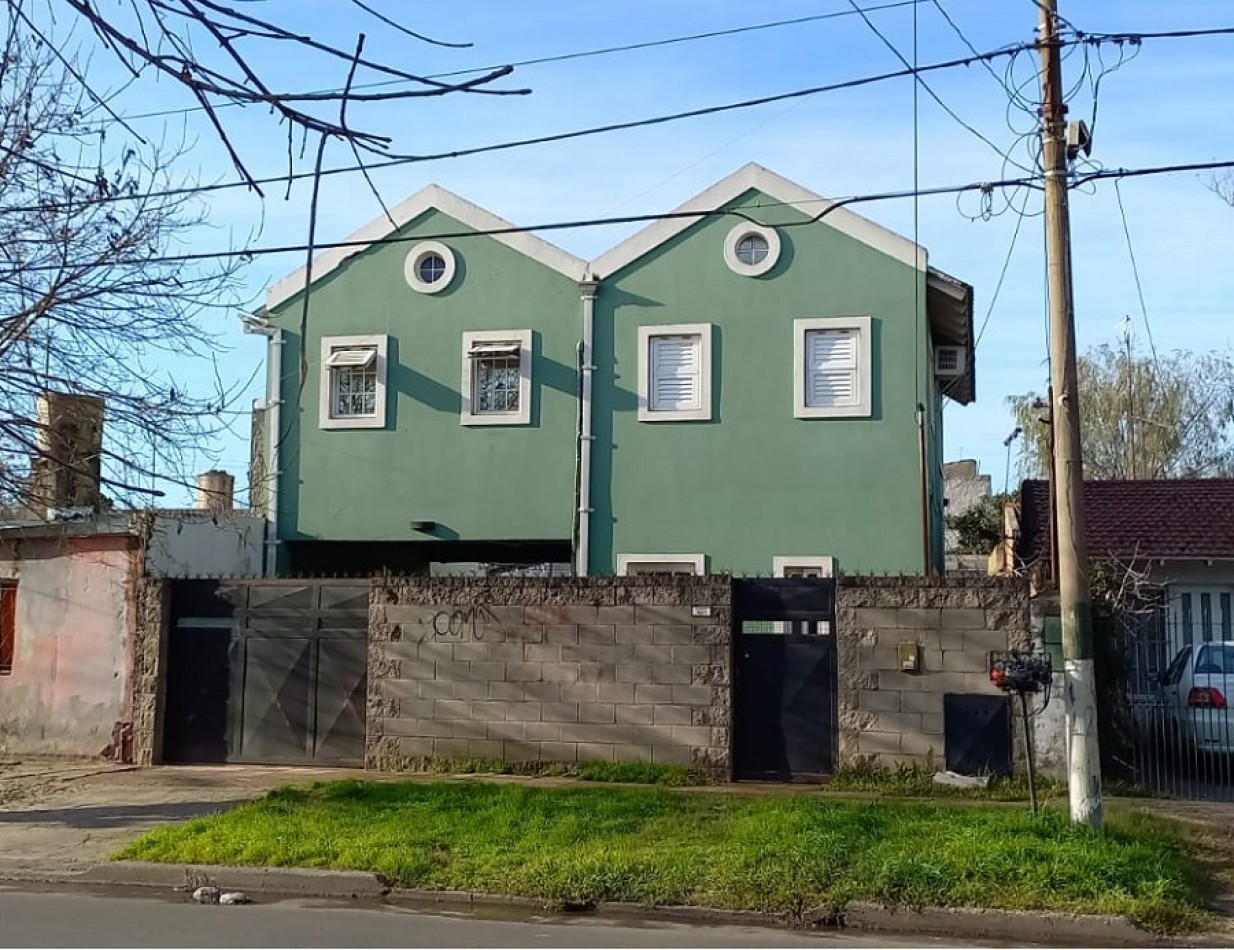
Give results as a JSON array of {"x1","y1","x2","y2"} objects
[
  {"x1": 26, "y1": 863, "x2": 1186, "y2": 946},
  {"x1": 843, "y1": 900, "x2": 1156, "y2": 946},
  {"x1": 78, "y1": 862, "x2": 389, "y2": 898}
]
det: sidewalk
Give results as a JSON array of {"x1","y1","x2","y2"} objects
[
  {"x1": 1, "y1": 761, "x2": 1232, "y2": 945},
  {"x1": 0, "y1": 761, "x2": 364, "y2": 875}
]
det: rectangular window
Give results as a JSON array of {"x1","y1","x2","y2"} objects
[
  {"x1": 793, "y1": 316, "x2": 872, "y2": 418},
  {"x1": 319, "y1": 334, "x2": 389, "y2": 430},
  {"x1": 0, "y1": 582, "x2": 15, "y2": 675},
  {"x1": 461, "y1": 329, "x2": 532, "y2": 426},
  {"x1": 637, "y1": 324, "x2": 713, "y2": 422},
  {"x1": 616, "y1": 553, "x2": 706, "y2": 576}
]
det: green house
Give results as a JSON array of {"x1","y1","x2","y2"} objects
[{"x1": 252, "y1": 164, "x2": 974, "y2": 577}]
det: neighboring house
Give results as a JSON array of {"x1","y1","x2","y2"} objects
[
  {"x1": 0, "y1": 508, "x2": 263, "y2": 758},
  {"x1": 253, "y1": 163, "x2": 975, "y2": 578},
  {"x1": 943, "y1": 458, "x2": 993, "y2": 572},
  {"x1": 1018, "y1": 478, "x2": 1234, "y2": 650}
]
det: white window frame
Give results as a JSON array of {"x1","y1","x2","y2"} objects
[
  {"x1": 637, "y1": 323, "x2": 713, "y2": 422},
  {"x1": 793, "y1": 316, "x2": 872, "y2": 419},
  {"x1": 404, "y1": 240, "x2": 457, "y2": 294},
  {"x1": 460, "y1": 329, "x2": 533, "y2": 426},
  {"x1": 773, "y1": 556, "x2": 836, "y2": 578},
  {"x1": 319, "y1": 334, "x2": 389, "y2": 430},
  {"x1": 723, "y1": 223, "x2": 781, "y2": 278},
  {"x1": 616, "y1": 553, "x2": 706, "y2": 576}
]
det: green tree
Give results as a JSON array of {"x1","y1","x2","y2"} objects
[
  {"x1": 946, "y1": 493, "x2": 1011, "y2": 555},
  {"x1": 1007, "y1": 345, "x2": 1234, "y2": 480}
]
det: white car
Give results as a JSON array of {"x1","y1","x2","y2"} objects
[{"x1": 1160, "y1": 641, "x2": 1234, "y2": 755}]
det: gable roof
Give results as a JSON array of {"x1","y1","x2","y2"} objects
[
  {"x1": 1018, "y1": 478, "x2": 1234, "y2": 565},
  {"x1": 262, "y1": 165, "x2": 975, "y2": 403},
  {"x1": 266, "y1": 184, "x2": 588, "y2": 310},
  {"x1": 590, "y1": 162, "x2": 924, "y2": 278},
  {"x1": 588, "y1": 162, "x2": 975, "y2": 404}
]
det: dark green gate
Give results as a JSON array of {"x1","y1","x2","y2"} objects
[
  {"x1": 220, "y1": 581, "x2": 369, "y2": 766},
  {"x1": 164, "y1": 580, "x2": 368, "y2": 766}
]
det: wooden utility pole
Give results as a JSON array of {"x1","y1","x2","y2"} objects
[{"x1": 1038, "y1": 0, "x2": 1103, "y2": 827}]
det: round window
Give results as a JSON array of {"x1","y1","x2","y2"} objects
[
  {"x1": 404, "y1": 241, "x2": 456, "y2": 294},
  {"x1": 723, "y1": 224, "x2": 781, "y2": 277},
  {"x1": 735, "y1": 233, "x2": 769, "y2": 266},
  {"x1": 417, "y1": 252, "x2": 446, "y2": 284}
]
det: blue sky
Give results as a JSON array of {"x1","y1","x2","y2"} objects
[{"x1": 64, "y1": 0, "x2": 1234, "y2": 503}]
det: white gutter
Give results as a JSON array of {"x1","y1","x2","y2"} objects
[
  {"x1": 576, "y1": 275, "x2": 599, "y2": 577},
  {"x1": 244, "y1": 318, "x2": 282, "y2": 577}
]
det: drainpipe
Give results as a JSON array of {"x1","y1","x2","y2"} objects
[
  {"x1": 576, "y1": 275, "x2": 599, "y2": 577},
  {"x1": 917, "y1": 402, "x2": 931, "y2": 575},
  {"x1": 244, "y1": 317, "x2": 282, "y2": 577}
]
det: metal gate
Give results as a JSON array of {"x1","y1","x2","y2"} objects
[
  {"x1": 163, "y1": 580, "x2": 368, "y2": 766},
  {"x1": 163, "y1": 581, "x2": 232, "y2": 763},
  {"x1": 732, "y1": 578, "x2": 838, "y2": 782},
  {"x1": 1108, "y1": 595, "x2": 1234, "y2": 801},
  {"x1": 221, "y1": 581, "x2": 368, "y2": 766}
]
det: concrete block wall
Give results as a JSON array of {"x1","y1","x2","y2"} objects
[
  {"x1": 367, "y1": 576, "x2": 732, "y2": 776},
  {"x1": 836, "y1": 575, "x2": 1031, "y2": 769}
]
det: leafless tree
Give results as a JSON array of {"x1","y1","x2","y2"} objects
[
  {"x1": 1212, "y1": 173, "x2": 1234, "y2": 207},
  {"x1": 0, "y1": 25, "x2": 252, "y2": 511},
  {"x1": 0, "y1": 2, "x2": 524, "y2": 512},
  {"x1": 18, "y1": 0, "x2": 526, "y2": 191}
]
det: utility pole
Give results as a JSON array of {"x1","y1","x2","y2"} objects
[{"x1": 1038, "y1": 0, "x2": 1103, "y2": 828}]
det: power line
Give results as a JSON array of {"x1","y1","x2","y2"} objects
[
  {"x1": 0, "y1": 39, "x2": 1049, "y2": 215},
  {"x1": 0, "y1": 177, "x2": 1039, "y2": 273},
  {"x1": 7, "y1": 156, "x2": 1234, "y2": 275},
  {"x1": 99, "y1": 0, "x2": 929, "y2": 127},
  {"x1": 975, "y1": 189, "x2": 1034, "y2": 349},
  {"x1": 929, "y1": 0, "x2": 1022, "y2": 99},
  {"x1": 5, "y1": 29, "x2": 1220, "y2": 218},
  {"x1": 842, "y1": 0, "x2": 1035, "y2": 173},
  {"x1": 1112, "y1": 179, "x2": 1158, "y2": 365}
]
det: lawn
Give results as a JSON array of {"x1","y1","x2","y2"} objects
[{"x1": 115, "y1": 781, "x2": 1206, "y2": 933}]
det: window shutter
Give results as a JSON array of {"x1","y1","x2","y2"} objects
[
  {"x1": 649, "y1": 334, "x2": 701, "y2": 411},
  {"x1": 805, "y1": 329, "x2": 858, "y2": 408}
]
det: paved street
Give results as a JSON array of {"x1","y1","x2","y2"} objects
[{"x1": 0, "y1": 887, "x2": 1003, "y2": 949}]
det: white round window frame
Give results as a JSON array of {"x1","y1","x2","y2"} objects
[
  {"x1": 723, "y1": 224, "x2": 781, "y2": 277},
  {"x1": 404, "y1": 241, "x2": 457, "y2": 294}
]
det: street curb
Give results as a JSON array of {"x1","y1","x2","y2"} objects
[
  {"x1": 842, "y1": 900, "x2": 1157, "y2": 946},
  {"x1": 22, "y1": 862, "x2": 1194, "y2": 945},
  {"x1": 77, "y1": 862, "x2": 389, "y2": 899}
]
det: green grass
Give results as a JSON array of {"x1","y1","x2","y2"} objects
[
  {"x1": 115, "y1": 781, "x2": 1206, "y2": 932},
  {"x1": 394, "y1": 757, "x2": 705, "y2": 786},
  {"x1": 826, "y1": 762, "x2": 1067, "y2": 801}
]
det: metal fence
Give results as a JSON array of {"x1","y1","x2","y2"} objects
[{"x1": 1102, "y1": 595, "x2": 1234, "y2": 801}]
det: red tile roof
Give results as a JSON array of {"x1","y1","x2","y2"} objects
[{"x1": 1018, "y1": 478, "x2": 1234, "y2": 564}]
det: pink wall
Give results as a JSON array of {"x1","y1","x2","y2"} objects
[{"x1": 0, "y1": 535, "x2": 137, "y2": 756}]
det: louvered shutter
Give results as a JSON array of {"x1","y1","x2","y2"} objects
[
  {"x1": 649, "y1": 334, "x2": 701, "y2": 411},
  {"x1": 805, "y1": 329, "x2": 858, "y2": 408}
]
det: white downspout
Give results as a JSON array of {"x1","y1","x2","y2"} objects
[
  {"x1": 244, "y1": 317, "x2": 282, "y2": 577},
  {"x1": 265, "y1": 328, "x2": 283, "y2": 577},
  {"x1": 576, "y1": 275, "x2": 599, "y2": 577}
]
